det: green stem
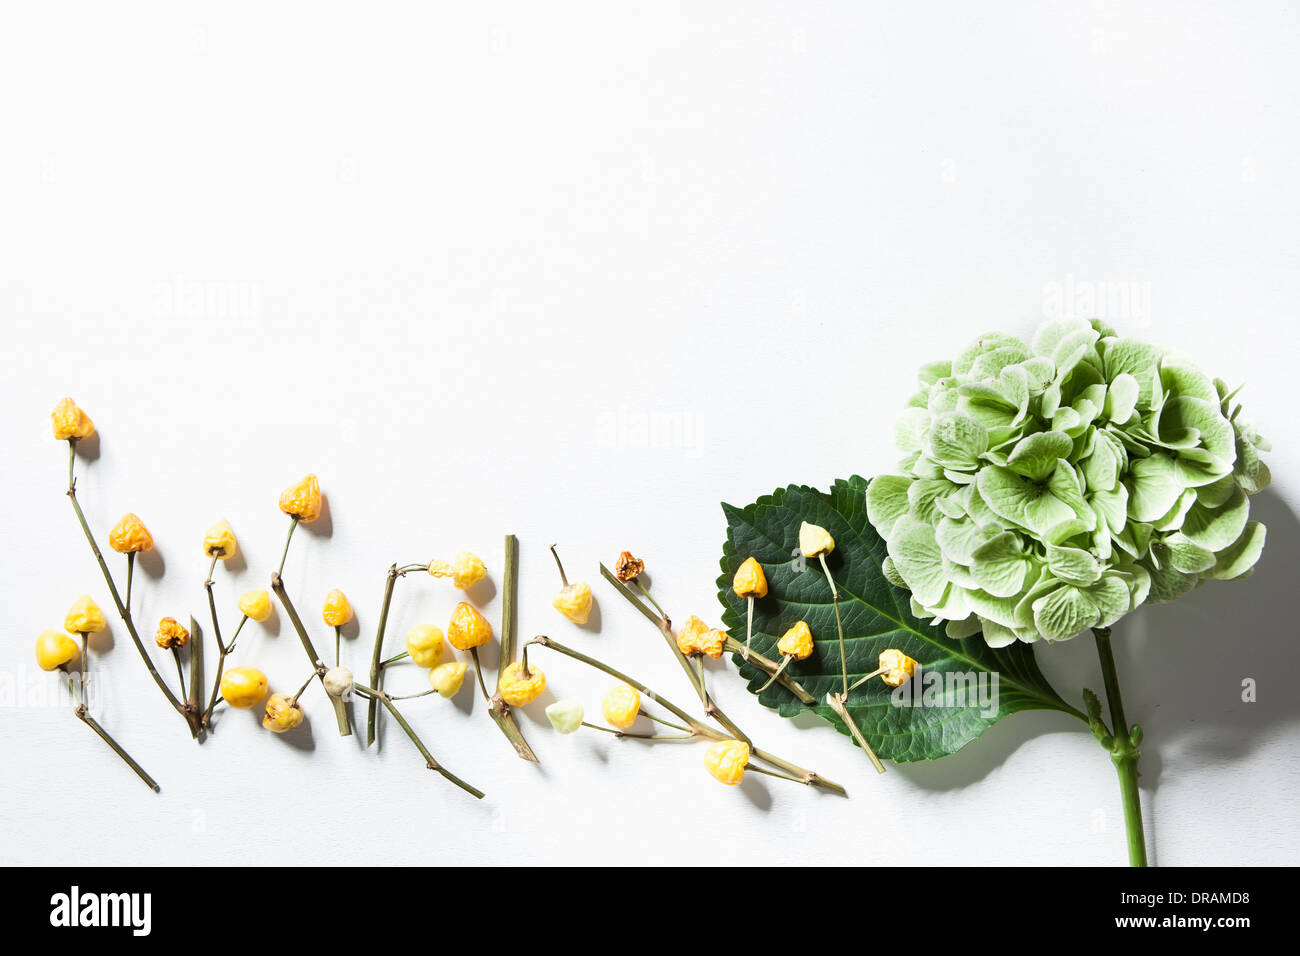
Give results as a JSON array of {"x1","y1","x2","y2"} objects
[
  {"x1": 1093, "y1": 627, "x2": 1147, "y2": 867},
  {"x1": 270, "y1": 573, "x2": 350, "y2": 736},
  {"x1": 722, "y1": 637, "x2": 815, "y2": 704},
  {"x1": 528, "y1": 636, "x2": 715, "y2": 735},
  {"x1": 482, "y1": 535, "x2": 538, "y2": 763},
  {"x1": 204, "y1": 617, "x2": 246, "y2": 729},
  {"x1": 76, "y1": 709, "x2": 160, "y2": 792},
  {"x1": 366, "y1": 564, "x2": 399, "y2": 747},
  {"x1": 499, "y1": 534, "x2": 520, "y2": 667},
  {"x1": 354, "y1": 684, "x2": 484, "y2": 799},
  {"x1": 64, "y1": 444, "x2": 198, "y2": 737},
  {"x1": 125, "y1": 552, "x2": 135, "y2": 614},
  {"x1": 277, "y1": 515, "x2": 298, "y2": 577}
]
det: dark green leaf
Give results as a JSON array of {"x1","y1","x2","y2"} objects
[{"x1": 718, "y1": 476, "x2": 1081, "y2": 761}]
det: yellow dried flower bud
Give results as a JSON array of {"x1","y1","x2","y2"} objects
[
  {"x1": 108, "y1": 513, "x2": 153, "y2": 554},
  {"x1": 697, "y1": 628, "x2": 727, "y2": 660},
  {"x1": 405, "y1": 625, "x2": 445, "y2": 668},
  {"x1": 614, "y1": 551, "x2": 645, "y2": 582},
  {"x1": 704, "y1": 739, "x2": 751, "y2": 786},
  {"x1": 552, "y1": 582, "x2": 593, "y2": 624},
  {"x1": 155, "y1": 616, "x2": 190, "y2": 649},
  {"x1": 499, "y1": 661, "x2": 546, "y2": 707},
  {"x1": 429, "y1": 661, "x2": 469, "y2": 698},
  {"x1": 879, "y1": 648, "x2": 918, "y2": 687},
  {"x1": 238, "y1": 589, "x2": 272, "y2": 623},
  {"x1": 203, "y1": 519, "x2": 238, "y2": 559},
  {"x1": 220, "y1": 666, "x2": 268, "y2": 709},
  {"x1": 278, "y1": 474, "x2": 322, "y2": 522},
  {"x1": 676, "y1": 615, "x2": 709, "y2": 656},
  {"x1": 51, "y1": 397, "x2": 94, "y2": 441},
  {"x1": 677, "y1": 616, "x2": 727, "y2": 659},
  {"x1": 36, "y1": 630, "x2": 80, "y2": 671},
  {"x1": 601, "y1": 683, "x2": 641, "y2": 729},
  {"x1": 777, "y1": 621, "x2": 815, "y2": 661},
  {"x1": 64, "y1": 595, "x2": 106, "y2": 635},
  {"x1": 799, "y1": 521, "x2": 836, "y2": 559},
  {"x1": 262, "y1": 693, "x2": 304, "y2": 733},
  {"x1": 427, "y1": 552, "x2": 487, "y2": 590},
  {"x1": 322, "y1": 589, "x2": 353, "y2": 627},
  {"x1": 446, "y1": 603, "x2": 492, "y2": 651},
  {"x1": 733, "y1": 557, "x2": 768, "y2": 599}
]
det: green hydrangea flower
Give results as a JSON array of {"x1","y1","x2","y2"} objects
[{"x1": 867, "y1": 318, "x2": 1269, "y2": 647}]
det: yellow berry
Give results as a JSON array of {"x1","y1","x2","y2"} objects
[
  {"x1": 799, "y1": 521, "x2": 836, "y2": 559},
  {"x1": 238, "y1": 589, "x2": 273, "y2": 623},
  {"x1": 203, "y1": 519, "x2": 238, "y2": 559},
  {"x1": 733, "y1": 557, "x2": 768, "y2": 599},
  {"x1": 428, "y1": 552, "x2": 487, "y2": 589},
  {"x1": 36, "y1": 630, "x2": 80, "y2": 671},
  {"x1": 704, "y1": 739, "x2": 750, "y2": 785},
  {"x1": 498, "y1": 661, "x2": 546, "y2": 707},
  {"x1": 551, "y1": 582, "x2": 593, "y2": 624},
  {"x1": 777, "y1": 621, "x2": 814, "y2": 661},
  {"x1": 322, "y1": 589, "x2": 353, "y2": 627},
  {"x1": 108, "y1": 513, "x2": 153, "y2": 554},
  {"x1": 155, "y1": 616, "x2": 190, "y2": 649},
  {"x1": 405, "y1": 625, "x2": 445, "y2": 667},
  {"x1": 429, "y1": 661, "x2": 469, "y2": 698},
  {"x1": 51, "y1": 397, "x2": 94, "y2": 440},
  {"x1": 446, "y1": 602, "x2": 492, "y2": 651},
  {"x1": 278, "y1": 474, "x2": 322, "y2": 522},
  {"x1": 220, "y1": 666, "x2": 268, "y2": 709},
  {"x1": 64, "y1": 595, "x2": 106, "y2": 635},
  {"x1": 262, "y1": 693, "x2": 304, "y2": 733},
  {"x1": 879, "y1": 648, "x2": 918, "y2": 687},
  {"x1": 601, "y1": 683, "x2": 641, "y2": 729}
]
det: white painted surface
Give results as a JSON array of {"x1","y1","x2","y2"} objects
[{"x1": 2, "y1": 2, "x2": 1297, "y2": 866}]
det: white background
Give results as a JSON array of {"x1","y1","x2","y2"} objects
[{"x1": 2, "y1": 2, "x2": 1298, "y2": 866}]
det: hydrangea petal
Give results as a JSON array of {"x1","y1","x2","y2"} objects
[
  {"x1": 1180, "y1": 485, "x2": 1249, "y2": 552},
  {"x1": 1032, "y1": 585, "x2": 1100, "y2": 641},
  {"x1": 1006, "y1": 431, "x2": 1073, "y2": 482},
  {"x1": 1126, "y1": 453, "x2": 1182, "y2": 522},
  {"x1": 969, "y1": 532, "x2": 1031, "y2": 597},
  {"x1": 888, "y1": 519, "x2": 950, "y2": 607},
  {"x1": 1208, "y1": 521, "x2": 1266, "y2": 581},
  {"x1": 1047, "y1": 544, "x2": 1103, "y2": 586}
]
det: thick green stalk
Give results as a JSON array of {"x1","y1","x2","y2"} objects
[
  {"x1": 1093, "y1": 627, "x2": 1147, "y2": 867},
  {"x1": 366, "y1": 564, "x2": 400, "y2": 747},
  {"x1": 485, "y1": 534, "x2": 538, "y2": 762}
]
